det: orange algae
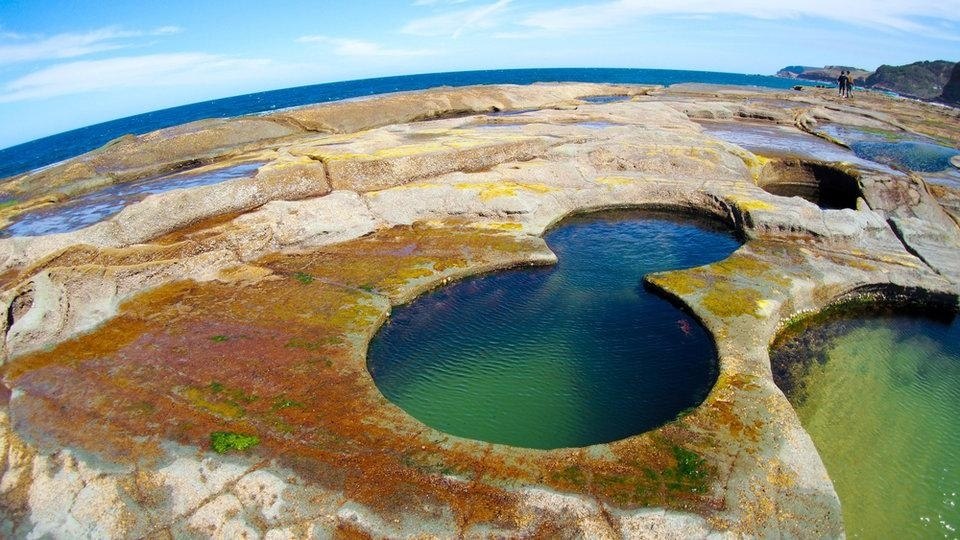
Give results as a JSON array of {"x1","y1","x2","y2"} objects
[{"x1": 1, "y1": 221, "x2": 725, "y2": 526}]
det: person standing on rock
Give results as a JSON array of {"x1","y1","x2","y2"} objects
[{"x1": 838, "y1": 71, "x2": 851, "y2": 97}]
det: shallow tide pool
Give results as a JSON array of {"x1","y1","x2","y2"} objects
[
  {"x1": 771, "y1": 307, "x2": 960, "y2": 538},
  {"x1": 699, "y1": 121, "x2": 894, "y2": 173},
  {"x1": 1, "y1": 162, "x2": 262, "y2": 237},
  {"x1": 367, "y1": 209, "x2": 742, "y2": 449},
  {"x1": 820, "y1": 124, "x2": 960, "y2": 175}
]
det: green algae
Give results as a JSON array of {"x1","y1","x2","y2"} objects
[
  {"x1": 272, "y1": 396, "x2": 304, "y2": 410},
  {"x1": 210, "y1": 335, "x2": 229, "y2": 343},
  {"x1": 293, "y1": 272, "x2": 314, "y2": 284},
  {"x1": 181, "y1": 382, "x2": 258, "y2": 420},
  {"x1": 552, "y1": 465, "x2": 588, "y2": 487},
  {"x1": 647, "y1": 272, "x2": 707, "y2": 296},
  {"x1": 548, "y1": 444, "x2": 711, "y2": 504},
  {"x1": 669, "y1": 445, "x2": 708, "y2": 491},
  {"x1": 772, "y1": 310, "x2": 960, "y2": 538},
  {"x1": 210, "y1": 431, "x2": 260, "y2": 454},
  {"x1": 702, "y1": 283, "x2": 764, "y2": 318}
]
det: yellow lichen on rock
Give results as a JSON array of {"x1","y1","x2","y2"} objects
[
  {"x1": 647, "y1": 271, "x2": 709, "y2": 296},
  {"x1": 728, "y1": 194, "x2": 776, "y2": 212},
  {"x1": 455, "y1": 180, "x2": 555, "y2": 201},
  {"x1": 702, "y1": 281, "x2": 765, "y2": 318},
  {"x1": 594, "y1": 176, "x2": 637, "y2": 187}
]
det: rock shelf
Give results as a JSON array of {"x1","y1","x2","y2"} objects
[{"x1": 0, "y1": 82, "x2": 958, "y2": 538}]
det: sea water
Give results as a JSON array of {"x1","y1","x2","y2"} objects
[{"x1": 367, "y1": 209, "x2": 741, "y2": 449}]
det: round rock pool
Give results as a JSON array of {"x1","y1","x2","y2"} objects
[
  {"x1": 367, "y1": 209, "x2": 742, "y2": 449},
  {"x1": 771, "y1": 304, "x2": 960, "y2": 538}
]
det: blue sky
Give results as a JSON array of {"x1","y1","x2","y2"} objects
[{"x1": 0, "y1": 0, "x2": 958, "y2": 149}]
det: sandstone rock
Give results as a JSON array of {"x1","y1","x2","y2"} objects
[
  {"x1": 181, "y1": 493, "x2": 259, "y2": 539},
  {"x1": 0, "y1": 82, "x2": 958, "y2": 539},
  {"x1": 229, "y1": 190, "x2": 380, "y2": 255},
  {"x1": 610, "y1": 508, "x2": 716, "y2": 539},
  {"x1": 233, "y1": 467, "x2": 343, "y2": 530},
  {"x1": 0, "y1": 158, "x2": 330, "y2": 273},
  {"x1": 663, "y1": 100, "x2": 736, "y2": 120},
  {"x1": 273, "y1": 83, "x2": 655, "y2": 133},
  {"x1": 154, "y1": 449, "x2": 253, "y2": 519},
  {"x1": 3, "y1": 118, "x2": 300, "y2": 203},
  {"x1": 3, "y1": 250, "x2": 241, "y2": 361},
  {"x1": 303, "y1": 132, "x2": 552, "y2": 192}
]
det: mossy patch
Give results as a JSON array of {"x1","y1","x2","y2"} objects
[
  {"x1": 327, "y1": 299, "x2": 385, "y2": 330},
  {"x1": 210, "y1": 335, "x2": 229, "y2": 343},
  {"x1": 547, "y1": 442, "x2": 713, "y2": 506},
  {"x1": 181, "y1": 387, "x2": 244, "y2": 419},
  {"x1": 710, "y1": 254, "x2": 770, "y2": 278},
  {"x1": 702, "y1": 282, "x2": 764, "y2": 318},
  {"x1": 272, "y1": 396, "x2": 304, "y2": 410},
  {"x1": 180, "y1": 383, "x2": 258, "y2": 419},
  {"x1": 648, "y1": 272, "x2": 708, "y2": 296},
  {"x1": 210, "y1": 431, "x2": 260, "y2": 453},
  {"x1": 293, "y1": 272, "x2": 314, "y2": 284},
  {"x1": 552, "y1": 465, "x2": 587, "y2": 486}
]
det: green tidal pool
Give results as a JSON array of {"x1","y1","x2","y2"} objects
[
  {"x1": 771, "y1": 307, "x2": 960, "y2": 538},
  {"x1": 367, "y1": 209, "x2": 742, "y2": 449}
]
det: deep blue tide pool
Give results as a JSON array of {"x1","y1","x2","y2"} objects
[{"x1": 367, "y1": 209, "x2": 742, "y2": 449}]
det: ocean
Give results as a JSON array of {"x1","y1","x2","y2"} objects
[{"x1": 0, "y1": 68, "x2": 812, "y2": 180}]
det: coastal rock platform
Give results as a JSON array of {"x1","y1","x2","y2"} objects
[{"x1": 0, "y1": 82, "x2": 958, "y2": 538}]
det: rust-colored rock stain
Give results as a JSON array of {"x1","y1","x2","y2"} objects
[{"x1": 1, "y1": 222, "x2": 724, "y2": 528}]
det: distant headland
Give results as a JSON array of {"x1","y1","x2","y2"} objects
[{"x1": 777, "y1": 60, "x2": 960, "y2": 105}]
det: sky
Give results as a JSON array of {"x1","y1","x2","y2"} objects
[{"x1": 0, "y1": 0, "x2": 958, "y2": 149}]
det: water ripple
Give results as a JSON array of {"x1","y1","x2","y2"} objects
[{"x1": 368, "y1": 209, "x2": 741, "y2": 449}]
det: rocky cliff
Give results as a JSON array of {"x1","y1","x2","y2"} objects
[
  {"x1": 941, "y1": 62, "x2": 960, "y2": 105},
  {"x1": 777, "y1": 60, "x2": 958, "y2": 100},
  {"x1": 866, "y1": 60, "x2": 956, "y2": 100},
  {"x1": 776, "y1": 65, "x2": 870, "y2": 85}
]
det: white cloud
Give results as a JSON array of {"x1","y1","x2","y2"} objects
[
  {"x1": 402, "y1": 0, "x2": 512, "y2": 38},
  {"x1": 153, "y1": 26, "x2": 184, "y2": 35},
  {"x1": 413, "y1": 0, "x2": 470, "y2": 5},
  {"x1": 521, "y1": 0, "x2": 960, "y2": 35},
  {"x1": 0, "y1": 53, "x2": 274, "y2": 103},
  {"x1": 0, "y1": 26, "x2": 184, "y2": 65},
  {"x1": 297, "y1": 35, "x2": 435, "y2": 57}
]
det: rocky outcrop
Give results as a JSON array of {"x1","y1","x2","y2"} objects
[
  {"x1": 777, "y1": 61, "x2": 959, "y2": 100},
  {"x1": 866, "y1": 60, "x2": 957, "y2": 100},
  {"x1": 0, "y1": 82, "x2": 958, "y2": 538},
  {"x1": 941, "y1": 62, "x2": 960, "y2": 105},
  {"x1": 776, "y1": 65, "x2": 871, "y2": 85}
]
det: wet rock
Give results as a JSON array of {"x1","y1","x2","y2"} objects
[{"x1": 4, "y1": 118, "x2": 299, "y2": 204}]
